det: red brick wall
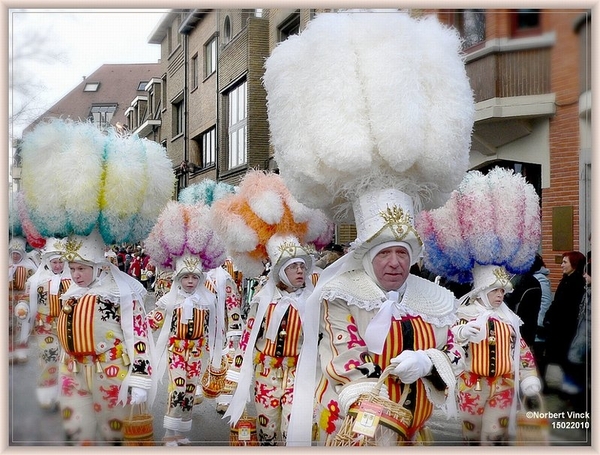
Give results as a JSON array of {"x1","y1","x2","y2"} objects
[{"x1": 544, "y1": 11, "x2": 582, "y2": 290}]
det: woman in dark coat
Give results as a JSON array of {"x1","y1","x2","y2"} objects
[{"x1": 542, "y1": 251, "x2": 586, "y2": 376}]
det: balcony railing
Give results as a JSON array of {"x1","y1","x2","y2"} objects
[{"x1": 466, "y1": 47, "x2": 551, "y2": 103}]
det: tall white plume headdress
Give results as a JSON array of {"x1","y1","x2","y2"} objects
[
  {"x1": 263, "y1": 11, "x2": 476, "y2": 446},
  {"x1": 263, "y1": 10, "x2": 475, "y2": 223}
]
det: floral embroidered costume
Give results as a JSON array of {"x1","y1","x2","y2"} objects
[
  {"x1": 416, "y1": 167, "x2": 543, "y2": 445},
  {"x1": 9, "y1": 236, "x2": 38, "y2": 363},
  {"x1": 144, "y1": 201, "x2": 230, "y2": 446},
  {"x1": 57, "y1": 231, "x2": 153, "y2": 443},
  {"x1": 176, "y1": 179, "x2": 242, "y2": 411},
  {"x1": 212, "y1": 170, "x2": 332, "y2": 445},
  {"x1": 24, "y1": 237, "x2": 72, "y2": 409},
  {"x1": 20, "y1": 118, "x2": 174, "y2": 444}
]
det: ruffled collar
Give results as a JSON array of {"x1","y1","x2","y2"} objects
[{"x1": 322, "y1": 270, "x2": 457, "y2": 327}]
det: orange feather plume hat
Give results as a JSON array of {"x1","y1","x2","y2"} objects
[{"x1": 210, "y1": 170, "x2": 333, "y2": 278}]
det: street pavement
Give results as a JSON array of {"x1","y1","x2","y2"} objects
[{"x1": 7, "y1": 292, "x2": 592, "y2": 447}]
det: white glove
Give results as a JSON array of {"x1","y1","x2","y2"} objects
[
  {"x1": 130, "y1": 387, "x2": 148, "y2": 404},
  {"x1": 337, "y1": 380, "x2": 389, "y2": 414},
  {"x1": 14, "y1": 301, "x2": 29, "y2": 320},
  {"x1": 520, "y1": 376, "x2": 542, "y2": 397},
  {"x1": 453, "y1": 321, "x2": 481, "y2": 343},
  {"x1": 390, "y1": 350, "x2": 433, "y2": 384}
]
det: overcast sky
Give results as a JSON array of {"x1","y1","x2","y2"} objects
[{"x1": 9, "y1": 8, "x2": 168, "y2": 139}]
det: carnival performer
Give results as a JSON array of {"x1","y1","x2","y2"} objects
[
  {"x1": 144, "y1": 200, "x2": 231, "y2": 446},
  {"x1": 9, "y1": 235, "x2": 38, "y2": 363},
  {"x1": 212, "y1": 170, "x2": 332, "y2": 445},
  {"x1": 20, "y1": 118, "x2": 174, "y2": 444},
  {"x1": 416, "y1": 167, "x2": 543, "y2": 445},
  {"x1": 261, "y1": 11, "x2": 475, "y2": 446},
  {"x1": 177, "y1": 179, "x2": 243, "y2": 411},
  {"x1": 23, "y1": 237, "x2": 72, "y2": 410}
]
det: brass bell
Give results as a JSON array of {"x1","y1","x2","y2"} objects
[
  {"x1": 37, "y1": 319, "x2": 45, "y2": 327},
  {"x1": 121, "y1": 352, "x2": 131, "y2": 366},
  {"x1": 62, "y1": 303, "x2": 73, "y2": 314},
  {"x1": 71, "y1": 360, "x2": 79, "y2": 373},
  {"x1": 279, "y1": 330, "x2": 287, "y2": 339},
  {"x1": 474, "y1": 378, "x2": 482, "y2": 391},
  {"x1": 95, "y1": 359, "x2": 104, "y2": 374}
]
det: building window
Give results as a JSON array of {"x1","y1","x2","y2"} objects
[
  {"x1": 224, "y1": 16, "x2": 231, "y2": 44},
  {"x1": 191, "y1": 54, "x2": 198, "y2": 89},
  {"x1": 173, "y1": 99, "x2": 184, "y2": 136},
  {"x1": 455, "y1": 9, "x2": 486, "y2": 50},
  {"x1": 205, "y1": 37, "x2": 217, "y2": 77},
  {"x1": 83, "y1": 82, "x2": 100, "y2": 92},
  {"x1": 201, "y1": 127, "x2": 216, "y2": 167},
  {"x1": 228, "y1": 80, "x2": 247, "y2": 169},
  {"x1": 511, "y1": 9, "x2": 541, "y2": 38},
  {"x1": 89, "y1": 104, "x2": 117, "y2": 129},
  {"x1": 278, "y1": 11, "x2": 300, "y2": 42},
  {"x1": 137, "y1": 81, "x2": 148, "y2": 91}
]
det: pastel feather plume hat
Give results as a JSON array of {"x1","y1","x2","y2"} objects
[
  {"x1": 416, "y1": 166, "x2": 541, "y2": 301},
  {"x1": 143, "y1": 200, "x2": 228, "y2": 281},
  {"x1": 19, "y1": 118, "x2": 175, "y2": 257},
  {"x1": 210, "y1": 170, "x2": 333, "y2": 278}
]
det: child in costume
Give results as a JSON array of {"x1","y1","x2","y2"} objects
[
  {"x1": 144, "y1": 201, "x2": 232, "y2": 446},
  {"x1": 177, "y1": 179, "x2": 243, "y2": 411},
  {"x1": 416, "y1": 167, "x2": 543, "y2": 445},
  {"x1": 24, "y1": 237, "x2": 72, "y2": 410},
  {"x1": 261, "y1": 11, "x2": 474, "y2": 446},
  {"x1": 212, "y1": 170, "x2": 332, "y2": 445},
  {"x1": 20, "y1": 118, "x2": 174, "y2": 444},
  {"x1": 9, "y1": 236, "x2": 38, "y2": 363},
  {"x1": 58, "y1": 231, "x2": 154, "y2": 443}
]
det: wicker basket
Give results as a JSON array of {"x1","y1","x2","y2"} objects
[
  {"x1": 123, "y1": 403, "x2": 155, "y2": 446},
  {"x1": 201, "y1": 360, "x2": 228, "y2": 398},
  {"x1": 516, "y1": 393, "x2": 549, "y2": 446},
  {"x1": 327, "y1": 366, "x2": 413, "y2": 446},
  {"x1": 229, "y1": 409, "x2": 260, "y2": 446}
]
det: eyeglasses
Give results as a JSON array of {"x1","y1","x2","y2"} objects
[{"x1": 285, "y1": 263, "x2": 306, "y2": 272}]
